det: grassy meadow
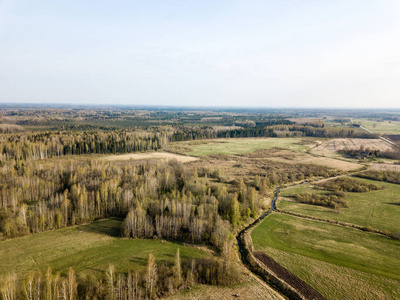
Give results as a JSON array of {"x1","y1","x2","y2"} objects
[
  {"x1": 278, "y1": 177, "x2": 400, "y2": 233},
  {"x1": 355, "y1": 118, "x2": 400, "y2": 134},
  {"x1": 0, "y1": 218, "x2": 208, "y2": 277},
  {"x1": 175, "y1": 138, "x2": 314, "y2": 156},
  {"x1": 251, "y1": 213, "x2": 400, "y2": 299}
]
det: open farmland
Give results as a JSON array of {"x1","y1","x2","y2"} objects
[
  {"x1": 0, "y1": 218, "x2": 208, "y2": 277},
  {"x1": 263, "y1": 149, "x2": 361, "y2": 171},
  {"x1": 278, "y1": 177, "x2": 400, "y2": 233},
  {"x1": 170, "y1": 138, "x2": 362, "y2": 171},
  {"x1": 313, "y1": 138, "x2": 394, "y2": 157},
  {"x1": 251, "y1": 214, "x2": 400, "y2": 300},
  {"x1": 355, "y1": 119, "x2": 400, "y2": 134},
  {"x1": 174, "y1": 138, "x2": 315, "y2": 156}
]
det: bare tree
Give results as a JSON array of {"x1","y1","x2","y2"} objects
[{"x1": 145, "y1": 254, "x2": 158, "y2": 299}]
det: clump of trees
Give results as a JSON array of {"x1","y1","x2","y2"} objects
[
  {"x1": 316, "y1": 177, "x2": 384, "y2": 193},
  {"x1": 0, "y1": 158, "x2": 264, "y2": 250},
  {"x1": 338, "y1": 147, "x2": 400, "y2": 160},
  {"x1": 356, "y1": 170, "x2": 400, "y2": 185},
  {"x1": 292, "y1": 192, "x2": 349, "y2": 208}
]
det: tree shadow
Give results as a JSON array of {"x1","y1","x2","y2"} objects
[
  {"x1": 130, "y1": 257, "x2": 147, "y2": 265},
  {"x1": 386, "y1": 202, "x2": 400, "y2": 206},
  {"x1": 78, "y1": 218, "x2": 123, "y2": 237}
]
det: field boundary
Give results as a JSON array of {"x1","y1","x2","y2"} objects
[{"x1": 274, "y1": 209, "x2": 398, "y2": 240}]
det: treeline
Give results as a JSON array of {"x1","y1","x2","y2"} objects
[
  {"x1": 0, "y1": 130, "x2": 169, "y2": 161},
  {"x1": 0, "y1": 248, "x2": 239, "y2": 300},
  {"x1": 171, "y1": 127, "x2": 277, "y2": 141},
  {"x1": 317, "y1": 177, "x2": 384, "y2": 193},
  {"x1": 0, "y1": 124, "x2": 25, "y2": 134},
  {"x1": 271, "y1": 125, "x2": 377, "y2": 138},
  {"x1": 292, "y1": 192, "x2": 349, "y2": 208},
  {"x1": 356, "y1": 170, "x2": 400, "y2": 185},
  {"x1": 171, "y1": 124, "x2": 376, "y2": 142}
]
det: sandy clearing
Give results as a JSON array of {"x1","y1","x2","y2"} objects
[
  {"x1": 369, "y1": 163, "x2": 400, "y2": 172},
  {"x1": 103, "y1": 152, "x2": 199, "y2": 163}
]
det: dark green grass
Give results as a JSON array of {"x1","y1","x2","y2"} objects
[
  {"x1": 0, "y1": 218, "x2": 208, "y2": 277},
  {"x1": 278, "y1": 177, "x2": 400, "y2": 233}
]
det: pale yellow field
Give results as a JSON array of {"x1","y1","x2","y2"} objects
[
  {"x1": 266, "y1": 150, "x2": 361, "y2": 171},
  {"x1": 103, "y1": 152, "x2": 198, "y2": 163},
  {"x1": 314, "y1": 138, "x2": 394, "y2": 156},
  {"x1": 369, "y1": 163, "x2": 400, "y2": 172}
]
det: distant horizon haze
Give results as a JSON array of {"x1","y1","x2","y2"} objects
[{"x1": 1, "y1": 0, "x2": 399, "y2": 108}]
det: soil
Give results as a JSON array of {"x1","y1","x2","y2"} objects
[{"x1": 254, "y1": 251, "x2": 325, "y2": 300}]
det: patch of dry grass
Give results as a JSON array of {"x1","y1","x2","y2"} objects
[
  {"x1": 103, "y1": 152, "x2": 198, "y2": 163},
  {"x1": 165, "y1": 268, "x2": 284, "y2": 300}
]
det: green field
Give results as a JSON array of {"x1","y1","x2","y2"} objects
[
  {"x1": 0, "y1": 218, "x2": 208, "y2": 277},
  {"x1": 278, "y1": 177, "x2": 400, "y2": 233},
  {"x1": 179, "y1": 138, "x2": 313, "y2": 156},
  {"x1": 251, "y1": 213, "x2": 400, "y2": 299},
  {"x1": 355, "y1": 118, "x2": 400, "y2": 134}
]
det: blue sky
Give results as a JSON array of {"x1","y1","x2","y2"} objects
[{"x1": 0, "y1": 0, "x2": 399, "y2": 108}]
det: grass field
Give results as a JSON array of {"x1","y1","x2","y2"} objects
[
  {"x1": 278, "y1": 177, "x2": 400, "y2": 233},
  {"x1": 166, "y1": 273, "x2": 284, "y2": 300},
  {"x1": 0, "y1": 218, "x2": 208, "y2": 277},
  {"x1": 251, "y1": 214, "x2": 400, "y2": 299},
  {"x1": 175, "y1": 138, "x2": 315, "y2": 156},
  {"x1": 355, "y1": 118, "x2": 400, "y2": 134}
]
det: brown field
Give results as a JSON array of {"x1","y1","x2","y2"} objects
[
  {"x1": 369, "y1": 163, "x2": 400, "y2": 172},
  {"x1": 314, "y1": 138, "x2": 395, "y2": 155},
  {"x1": 265, "y1": 150, "x2": 361, "y2": 171},
  {"x1": 103, "y1": 152, "x2": 199, "y2": 163}
]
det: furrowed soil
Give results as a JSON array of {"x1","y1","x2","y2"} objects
[
  {"x1": 253, "y1": 251, "x2": 324, "y2": 300},
  {"x1": 313, "y1": 138, "x2": 395, "y2": 157}
]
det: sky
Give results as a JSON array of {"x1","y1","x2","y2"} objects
[{"x1": 0, "y1": 0, "x2": 399, "y2": 108}]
